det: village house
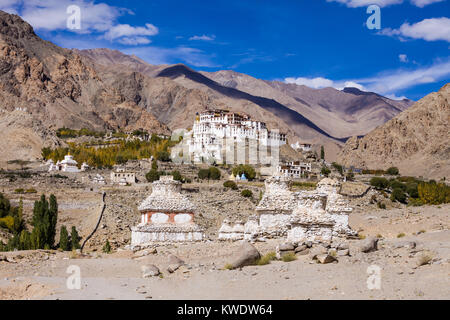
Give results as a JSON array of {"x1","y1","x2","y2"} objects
[
  {"x1": 110, "y1": 168, "x2": 136, "y2": 185},
  {"x1": 277, "y1": 161, "x2": 312, "y2": 178},
  {"x1": 291, "y1": 141, "x2": 312, "y2": 152}
]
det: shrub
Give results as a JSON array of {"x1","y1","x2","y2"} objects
[
  {"x1": 332, "y1": 162, "x2": 343, "y2": 175},
  {"x1": 417, "y1": 252, "x2": 433, "y2": 267},
  {"x1": 103, "y1": 239, "x2": 111, "y2": 253},
  {"x1": 223, "y1": 263, "x2": 233, "y2": 270},
  {"x1": 198, "y1": 169, "x2": 210, "y2": 180},
  {"x1": 171, "y1": 170, "x2": 183, "y2": 182},
  {"x1": 281, "y1": 252, "x2": 297, "y2": 262},
  {"x1": 146, "y1": 169, "x2": 160, "y2": 182},
  {"x1": 377, "y1": 201, "x2": 386, "y2": 209},
  {"x1": 397, "y1": 233, "x2": 406, "y2": 238},
  {"x1": 370, "y1": 177, "x2": 389, "y2": 190},
  {"x1": 391, "y1": 188, "x2": 407, "y2": 203},
  {"x1": 241, "y1": 189, "x2": 253, "y2": 198},
  {"x1": 14, "y1": 188, "x2": 24, "y2": 194},
  {"x1": 223, "y1": 181, "x2": 238, "y2": 190},
  {"x1": 406, "y1": 182, "x2": 419, "y2": 198},
  {"x1": 292, "y1": 182, "x2": 317, "y2": 190},
  {"x1": 25, "y1": 188, "x2": 37, "y2": 194},
  {"x1": 386, "y1": 167, "x2": 399, "y2": 175},
  {"x1": 389, "y1": 180, "x2": 406, "y2": 191},
  {"x1": 256, "y1": 251, "x2": 277, "y2": 265},
  {"x1": 232, "y1": 165, "x2": 256, "y2": 180},
  {"x1": 0, "y1": 216, "x2": 14, "y2": 231},
  {"x1": 321, "y1": 167, "x2": 331, "y2": 177},
  {"x1": 208, "y1": 167, "x2": 221, "y2": 180}
]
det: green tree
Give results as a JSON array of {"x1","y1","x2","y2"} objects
[
  {"x1": 71, "y1": 226, "x2": 81, "y2": 250},
  {"x1": 157, "y1": 151, "x2": 171, "y2": 162},
  {"x1": 241, "y1": 189, "x2": 253, "y2": 198},
  {"x1": 320, "y1": 146, "x2": 325, "y2": 160},
  {"x1": 171, "y1": 170, "x2": 183, "y2": 182},
  {"x1": 146, "y1": 169, "x2": 160, "y2": 182},
  {"x1": 19, "y1": 230, "x2": 31, "y2": 250},
  {"x1": 386, "y1": 167, "x2": 400, "y2": 175},
  {"x1": 30, "y1": 194, "x2": 58, "y2": 249},
  {"x1": 370, "y1": 177, "x2": 390, "y2": 190},
  {"x1": 59, "y1": 225, "x2": 70, "y2": 251}
]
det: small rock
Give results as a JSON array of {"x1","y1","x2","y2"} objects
[
  {"x1": 337, "y1": 242, "x2": 349, "y2": 250},
  {"x1": 305, "y1": 241, "x2": 313, "y2": 248},
  {"x1": 141, "y1": 265, "x2": 160, "y2": 278},
  {"x1": 360, "y1": 237, "x2": 379, "y2": 253},
  {"x1": 316, "y1": 254, "x2": 337, "y2": 264},
  {"x1": 309, "y1": 246, "x2": 327, "y2": 259},
  {"x1": 337, "y1": 249, "x2": 350, "y2": 256},
  {"x1": 295, "y1": 245, "x2": 307, "y2": 253}
]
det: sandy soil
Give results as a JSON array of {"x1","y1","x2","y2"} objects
[{"x1": 1, "y1": 205, "x2": 449, "y2": 300}]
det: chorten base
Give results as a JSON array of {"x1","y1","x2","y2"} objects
[{"x1": 131, "y1": 224, "x2": 204, "y2": 244}]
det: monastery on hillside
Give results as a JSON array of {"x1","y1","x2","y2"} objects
[{"x1": 186, "y1": 109, "x2": 287, "y2": 163}]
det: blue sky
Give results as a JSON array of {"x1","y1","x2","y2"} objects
[{"x1": 1, "y1": 0, "x2": 449, "y2": 100}]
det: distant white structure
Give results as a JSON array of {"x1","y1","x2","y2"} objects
[
  {"x1": 110, "y1": 168, "x2": 136, "y2": 185},
  {"x1": 48, "y1": 153, "x2": 80, "y2": 173},
  {"x1": 81, "y1": 162, "x2": 90, "y2": 172},
  {"x1": 186, "y1": 109, "x2": 287, "y2": 163},
  {"x1": 291, "y1": 141, "x2": 312, "y2": 152},
  {"x1": 92, "y1": 174, "x2": 106, "y2": 185},
  {"x1": 277, "y1": 161, "x2": 312, "y2": 178}
]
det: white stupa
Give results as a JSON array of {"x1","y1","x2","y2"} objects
[{"x1": 60, "y1": 153, "x2": 80, "y2": 173}]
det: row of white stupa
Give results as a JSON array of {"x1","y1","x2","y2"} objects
[{"x1": 47, "y1": 153, "x2": 89, "y2": 173}]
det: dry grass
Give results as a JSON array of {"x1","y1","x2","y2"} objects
[
  {"x1": 281, "y1": 252, "x2": 297, "y2": 262},
  {"x1": 256, "y1": 251, "x2": 277, "y2": 265}
]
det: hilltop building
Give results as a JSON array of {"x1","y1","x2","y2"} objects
[
  {"x1": 110, "y1": 168, "x2": 136, "y2": 185},
  {"x1": 277, "y1": 161, "x2": 312, "y2": 178},
  {"x1": 186, "y1": 109, "x2": 287, "y2": 163}
]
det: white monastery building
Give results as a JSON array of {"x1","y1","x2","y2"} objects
[{"x1": 187, "y1": 109, "x2": 287, "y2": 163}]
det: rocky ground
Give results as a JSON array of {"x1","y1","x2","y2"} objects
[{"x1": 0, "y1": 172, "x2": 448, "y2": 300}]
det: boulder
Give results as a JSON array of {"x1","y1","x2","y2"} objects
[
  {"x1": 316, "y1": 254, "x2": 337, "y2": 264},
  {"x1": 295, "y1": 245, "x2": 307, "y2": 253},
  {"x1": 141, "y1": 265, "x2": 160, "y2": 278},
  {"x1": 337, "y1": 242, "x2": 349, "y2": 250},
  {"x1": 278, "y1": 243, "x2": 295, "y2": 251},
  {"x1": 309, "y1": 246, "x2": 328, "y2": 259},
  {"x1": 337, "y1": 249, "x2": 350, "y2": 256},
  {"x1": 360, "y1": 237, "x2": 379, "y2": 253},
  {"x1": 167, "y1": 255, "x2": 185, "y2": 273},
  {"x1": 295, "y1": 248, "x2": 310, "y2": 256},
  {"x1": 230, "y1": 242, "x2": 261, "y2": 269}
]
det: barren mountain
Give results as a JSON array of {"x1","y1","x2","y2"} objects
[
  {"x1": 203, "y1": 70, "x2": 413, "y2": 138},
  {"x1": 338, "y1": 84, "x2": 450, "y2": 179},
  {"x1": 0, "y1": 11, "x2": 170, "y2": 162}
]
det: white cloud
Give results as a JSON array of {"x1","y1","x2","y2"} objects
[
  {"x1": 104, "y1": 23, "x2": 158, "y2": 40},
  {"x1": 399, "y1": 54, "x2": 408, "y2": 62},
  {"x1": 285, "y1": 77, "x2": 335, "y2": 89},
  {"x1": 284, "y1": 58, "x2": 450, "y2": 99},
  {"x1": 326, "y1": 0, "x2": 403, "y2": 8},
  {"x1": 0, "y1": 0, "x2": 158, "y2": 45},
  {"x1": 122, "y1": 46, "x2": 219, "y2": 68},
  {"x1": 380, "y1": 18, "x2": 450, "y2": 42},
  {"x1": 410, "y1": 0, "x2": 445, "y2": 7},
  {"x1": 189, "y1": 34, "x2": 216, "y2": 41}
]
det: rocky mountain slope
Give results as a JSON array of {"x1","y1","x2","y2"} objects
[
  {"x1": 0, "y1": 11, "x2": 170, "y2": 163},
  {"x1": 338, "y1": 84, "x2": 450, "y2": 179}
]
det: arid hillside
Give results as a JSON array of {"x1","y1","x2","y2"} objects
[{"x1": 338, "y1": 84, "x2": 450, "y2": 179}]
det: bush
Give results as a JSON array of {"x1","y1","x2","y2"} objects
[
  {"x1": 198, "y1": 169, "x2": 210, "y2": 180},
  {"x1": 241, "y1": 189, "x2": 253, "y2": 198},
  {"x1": 389, "y1": 180, "x2": 406, "y2": 191},
  {"x1": 171, "y1": 170, "x2": 183, "y2": 182},
  {"x1": 386, "y1": 167, "x2": 399, "y2": 175},
  {"x1": 406, "y1": 182, "x2": 419, "y2": 198},
  {"x1": 14, "y1": 188, "x2": 24, "y2": 194},
  {"x1": 281, "y1": 252, "x2": 297, "y2": 262},
  {"x1": 370, "y1": 177, "x2": 389, "y2": 190},
  {"x1": 332, "y1": 162, "x2": 343, "y2": 175},
  {"x1": 146, "y1": 169, "x2": 160, "y2": 182},
  {"x1": 223, "y1": 181, "x2": 238, "y2": 190},
  {"x1": 391, "y1": 188, "x2": 407, "y2": 203},
  {"x1": 321, "y1": 167, "x2": 331, "y2": 177},
  {"x1": 377, "y1": 201, "x2": 386, "y2": 209},
  {"x1": 0, "y1": 216, "x2": 14, "y2": 231},
  {"x1": 103, "y1": 240, "x2": 111, "y2": 253},
  {"x1": 256, "y1": 252, "x2": 277, "y2": 265},
  {"x1": 208, "y1": 167, "x2": 221, "y2": 180},
  {"x1": 232, "y1": 165, "x2": 256, "y2": 180}
]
